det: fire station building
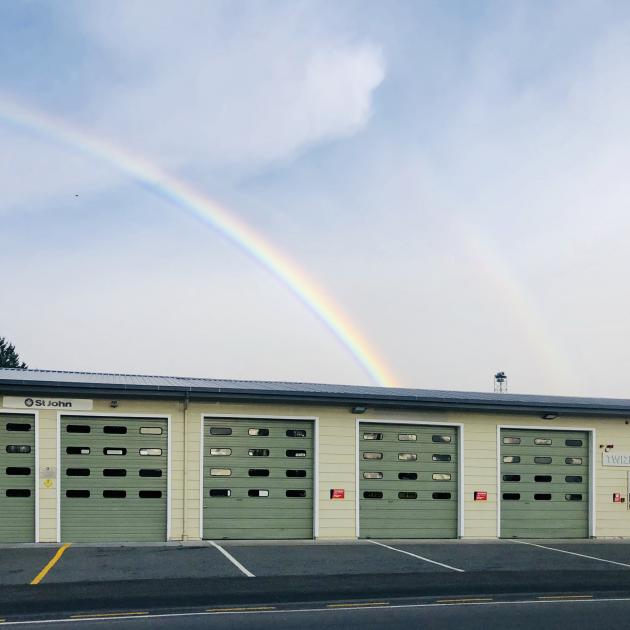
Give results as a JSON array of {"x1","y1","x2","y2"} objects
[{"x1": 1, "y1": 368, "x2": 630, "y2": 543}]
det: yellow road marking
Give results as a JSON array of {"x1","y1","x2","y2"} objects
[
  {"x1": 437, "y1": 598, "x2": 494, "y2": 604},
  {"x1": 205, "y1": 607, "x2": 275, "y2": 613},
  {"x1": 30, "y1": 544, "x2": 71, "y2": 585},
  {"x1": 538, "y1": 595, "x2": 593, "y2": 601},
  {"x1": 326, "y1": 602, "x2": 389, "y2": 608},
  {"x1": 70, "y1": 612, "x2": 148, "y2": 619}
]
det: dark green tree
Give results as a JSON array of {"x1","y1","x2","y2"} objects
[{"x1": 0, "y1": 337, "x2": 27, "y2": 369}]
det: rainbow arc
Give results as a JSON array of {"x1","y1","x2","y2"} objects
[{"x1": 0, "y1": 98, "x2": 398, "y2": 387}]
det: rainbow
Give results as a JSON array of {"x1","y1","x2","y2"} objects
[
  {"x1": 0, "y1": 98, "x2": 398, "y2": 387},
  {"x1": 453, "y1": 218, "x2": 576, "y2": 392}
]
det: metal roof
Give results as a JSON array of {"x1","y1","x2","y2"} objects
[{"x1": 1, "y1": 368, "x2": 630, "y2": 416}]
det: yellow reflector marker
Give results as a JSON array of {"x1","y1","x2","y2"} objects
[
  {"x1": 30, "y1": 544, "x2": 71, "y2": 585},
  {"x1": 326, "y1": 602, "x2": 389, "y2": 608},
  {"x1": 205, "y1": 607, "x2": 275, "y2": 613},
  {"x1": 70, "y1": 612, "x2": 148, "y2": 619},
  {"x1": 436, "y1": 597, "x2": 494, "y2": 604},
  {"x1": 538, "y1": 595, "x2": 592, "y2": 601}
]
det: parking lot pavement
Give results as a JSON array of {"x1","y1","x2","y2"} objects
[
  {"x1": 0, "y1": 546, "x2": 63, "y2": 585},
  {"x1": 7, "y1": 539, "x2": 630, "y2": 587},
  {"x1": 386, "y1": 540, "x2": 630, "y2": 572},
  {"x1": 41, "y1": 544, "x2": 246, "y2": 583},
  {"x1": 517, "y1": 540, "x2": 630, "y2": 568},
  {"x1": 217, "y1": 541, "x2": 459, "y2": 577}
]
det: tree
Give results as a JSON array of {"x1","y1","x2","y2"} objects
[{"x1": 0, "y1": 337, "x2": 27, "y2": 369}]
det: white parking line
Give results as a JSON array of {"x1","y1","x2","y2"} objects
[
  {"x1": 367, "y1": 540, "x2": 465, "y2": 572},
  {"x1": 512, "y1": 540, "x2": 630, "y2": 569},
  {"x1": 208, "y1": 541, "x2": 255, "y2": 577}
]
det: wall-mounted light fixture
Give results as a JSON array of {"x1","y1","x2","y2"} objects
[
  {"x1": 110, "y1": 400, "x2": 119, "y2": 408},
  {"x1": 541, "y1": 412, "x2": 559, "y2": 420},
  {"x1": 351, "y1": 405, "x2": 367, "y2": 414}
]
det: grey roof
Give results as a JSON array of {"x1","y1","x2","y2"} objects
[{"x1": 1, "y1": 368, "x2": 630, "y2": 416}]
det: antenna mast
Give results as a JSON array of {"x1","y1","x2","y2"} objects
[{"x1": 494, "y1": 371, "x2": 508, "y2": 393}]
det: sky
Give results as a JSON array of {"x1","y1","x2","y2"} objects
[{"x1": 1, "y1": 0, "x2": 630, "y2": 397}]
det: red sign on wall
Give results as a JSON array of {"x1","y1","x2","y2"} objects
[
  {"x1": 474, "y1": 491, "x2": 488, "y2": 501},
  {"x1": 613, "y1": 492, "x2": 623, "y2": 503},
  {"x1": 330, "y1": 489, "x2": 345, "y2": 499}
]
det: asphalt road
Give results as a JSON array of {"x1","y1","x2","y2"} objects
[{"x1": 8, "y1": 597, "x2": 630, "y2": 629}]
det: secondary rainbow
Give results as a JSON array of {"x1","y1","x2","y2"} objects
[{"x1": 0, "y1": 98, "x2": 398, "y2": 387}]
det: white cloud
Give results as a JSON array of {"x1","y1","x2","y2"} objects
[
  {"x1": 0, "y1": 2, "x2": 384, "y2": 212},
  {"x1": 72, "y1": 0, "x2": 385, "y2": 168}
]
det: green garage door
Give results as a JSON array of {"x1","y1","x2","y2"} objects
[
  {"x1": 359, "y1": 423, "x2": 458, "y2": 538},
  {"x1": 500, "y1": 429, "x2": 589, "y2": 538},
  {"x1": 203, "y1": 417, "x2": 313, "y2": 539},
  {"x1": 0, "y1": 414, "x2": 35, "y2": 542},
  {"x1": 60, "y1": 415, "x2": 168, "y2": 542}
]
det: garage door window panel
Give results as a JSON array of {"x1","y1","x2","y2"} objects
[
  {"x1": 5, "y1": 489, "x2": 30, "y2": 498},
  {"x1": 286, "y1": 450, "x2": 306, "y2": 458},
  {"x1": 534, "y1": 457, "x2": 552, "y2": 464},
  {"x1": 432, "y1": 454, "x2": 451, "y2": 462},
  {"x1": 286, "y1": 430, "x2": 306, "y2": 438},
  {"x1": 398, "y1": 472, "x2": 418, "y2": 480},
  {"x1": 249, "y1": 428, "x2": 269, "y2": 436},
  {"x1": 6, "y1": 423, "x2": 31, "y2": 432},
  {"x1": 103, "y1": 490, "x2": 126, "y2": 498},
  {"x1": 210, "y1": 448, "x2": 232, "y2": 456},
  {"x1": 432, "y1": 435, "x2": 452, "y2": 443},
  {"x1": 286, "y1": 470, "x2": 307, "y2": 478},
  {"x1": 104, "y1": 448, "x2": 127, "y2": 456},
  {"x1": 66, "y1": 447, "x2": 89, "y2": 455},
  {"x1": 139, "y1": 448, "x2": 161, "y2": 456},
  {"x1": 66, "y1": 490, "x2": 90, "y2": 498},
  {"x1": 249, "y1": 449, "x2": 269, "y2": 457},
  {"x1": 398, "y1": 453, "x2": 417, "y2": 461},
  {"x1": 248, "y1": 489, "x2": 269, "y2": 497},
  {"x1": 210, "y1": 489, "x2": 231, "y2": 497},
  {"x1": 140, "y1": 469, "x2": 162, "y2": 478},
  {"x1": 566, "y1": 457, "x2": 583, "y2": 465},
  {"x1": 503, "y1": 474, "x2": 521, "y2": 482},
  {"x1": 363, "y1": 432, "x2": 383, "y2": 440},
  {"x1": 6, "y1": 467, "x2": 31, "y2": 475},
  {"x1": 363, "y1": 472, "x2": 383, "y2": 479}
]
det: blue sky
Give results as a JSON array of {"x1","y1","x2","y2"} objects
[{"x1": 2, "y1": 1, "x2": 630, "y2": 396}]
